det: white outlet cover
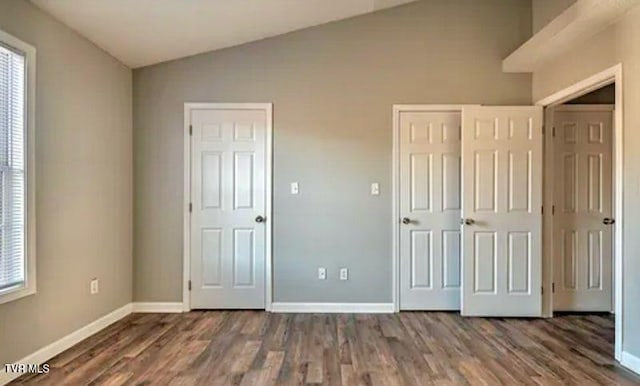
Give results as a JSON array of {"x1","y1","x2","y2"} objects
[
  {"x1": 90, "y1": 278, "x2": 99, "y2": 294},
  {"x1": 318, "y1": 267, "x2": 326, "y2": 280},
  {"x1": 291, "y1": 182, "x2": 299, "y2": 195},
  {"x1": 340, "y1": 268, "x2": 348, "y2": 280}
]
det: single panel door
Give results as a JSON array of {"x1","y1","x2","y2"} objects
[
  {"x1": 400, "y1": 111, "x2": 462, "y2": 310},
  {"x1": 461, "y1": 106, "x2": 543, "y2": 316},
  {"x1": 190, "y1": 105, "x2": 268, "y2": 309},
  {"x1": 553, "y1": 106, "x2": 614, "y2": 312}
]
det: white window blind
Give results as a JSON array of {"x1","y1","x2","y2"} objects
[{"x1": 0, "y1": 43, "x2": 26, "y2": 292}]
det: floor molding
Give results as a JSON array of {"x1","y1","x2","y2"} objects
[
  {"x1": 131, "y1": 302, "x2": 184, "y2": 313},
  {"x1": 270, "y1": 302, "x2": 394, "y2": 313},
  {"x1": 0, "y1": 303, "x2": 133, "y2": 386},
  {"x1": 622, "y1": 351, "x2": 640, "y2": 375}
]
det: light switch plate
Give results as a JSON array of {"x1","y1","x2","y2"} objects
[
  {"x1": 371, "y1": 183, "x2": 380, "y2": 195},
  {"x1": 318, "y1": 267, "x2": 326, "y2": 280},
  {"x1": 291, "y1": 182, "x2": 299, "y2": 195}
]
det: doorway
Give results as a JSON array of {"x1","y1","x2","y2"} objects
[
  {"x1": 183, "y1": 103, "x2": 273, "y2": 310},
  {"x1": 549, "y1": 103, "x2": 615, "y2": 312},
  {"x1": 537, "y1": 64, "x2": 623, "y2": 361}
]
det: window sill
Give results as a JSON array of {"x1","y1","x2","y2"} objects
[{"x1": 0, "y1": 284, "x2": 36, "y2": 305}]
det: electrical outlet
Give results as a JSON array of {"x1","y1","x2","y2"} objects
[
  {"x1": 291, "y1": 182, "x2": 299, "y2": 195},
  {"x1": 318, "y1": 267, "x2": 326, "y2": 280},
  {"x1": 339, "y1": 268, "x2": 348, "y2": 281},
  {"x1": 90, "y1": 278, "x2": 99, "y2": 294}
]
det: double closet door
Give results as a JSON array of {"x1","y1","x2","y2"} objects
[{"x1": 399, "y1": 106, "x2": 543, "y2": 317}]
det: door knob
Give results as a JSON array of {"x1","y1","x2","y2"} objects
[
  {"x1": 255, "y1": 215, "x2": 266, "y2": 223},
  {"x1": 401, "y1": 217, "x2": 411, "y2": 225},
  {"x1": 463, "y1": 218, "x2": 475, "y2": 225},
  {"x1": 603, "y1": 218, "x2": 615, "y2": 225}
]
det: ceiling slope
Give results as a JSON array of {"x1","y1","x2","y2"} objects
[{"x1": 31, "y1": 0, "x2": 417, "y2": 68}]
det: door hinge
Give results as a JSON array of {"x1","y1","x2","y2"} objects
[
  {"x1": 189, "y1": 203, "x2": 192, "y2": 212},
  {"x1": 541, "y1": 286, "x2": 544, "y2": 295},
  {"x1": 189, "y1": 124, "x2": 193, "y2": 136},
  {"x1": 541, "y1": 206, "x2": 544, "y2": 215},
  {"x1": 552, "y1": 282, "x2": 555, "y2": 293},
  {"x1": 542, "y1": 125, "x2": 545, "y2": 136},
  {"x1": 188, "y1": 280, "x2": 192, "y2": 291},
  {"x1": 552, "y1": 205, "x2": 555, "y2": 215},
  {"x1": 552, "y1": 126, "x2": 556, "y2": 137}
]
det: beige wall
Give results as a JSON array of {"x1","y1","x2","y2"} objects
[
  {"x1": 133, "y1": 0, "x2": 532, "y2": 303},
  {"x1": 532, "y1": 0, "x2": 576, "y2": 33},
  {"x1": 0, "y1": 0, "x2": 133, "y2": 365},
  {"x1": 533, "y1": 4, "x2": 640, "y2": 357}
]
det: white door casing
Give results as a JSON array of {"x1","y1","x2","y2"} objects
[
  {"x1": 552, "y1": 106, "x2": 614, "y2": 312},
  {"x1": 399, "y1": 111, "x2": 462, "y2": 310},
  {"x1": 189, "y1": 104, "x2": 270, "y2": 309},
  {"x1": 461, "y1": 106, "x2": 543, "y2": 317}
]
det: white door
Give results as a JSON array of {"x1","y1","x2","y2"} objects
[
  {"x1": 553, "y1": 106, "x2": 614, "y2": 312},
  {"x1": 461, "y1": 106, "x2": 543, "y2": 316},
  {"x1": 399, "y1": 110, "x2": 461, "y2": 310},
  {"x1": 189, "y1": 105, "x2": 270, "y2": 309}
]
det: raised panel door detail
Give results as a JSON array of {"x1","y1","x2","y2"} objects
[
  {"x1": 442, "y1": 230, "x2": 461, "y2": 288},
  {"x1": 442, "y1": 123, "x2": 460, "y2": 144},
  {"x1": 202, "y1": 123, "x2": 222, "y2": 141},
  {"x1": 233, "y1": 152, "x2": 254, "y2": 209},
  {"x1": 588, "y1": 123, "x2": 604, "y2": 144},
  {"x1": 202, "y1": 152, "x2": 222, "y2": 208},
  {"x1": 508, "y1": 151, "x2": 531, "y2": 212},
  {"x1": 473, "y1": 232, "x2": 496, "y2": 294},
  {"x1": 508, "y1": 117, "x2": 533, "y2": 140},
  {"x1": 507, "y1": 232, "x2": 530, "y2": 294},
  {"x1": 587, "y1": 230, "x2": 603, "y2": 289},
  {"x1": 474, "y1": 151, "x2": 497, "y2": 212},
  {"x1": 563, "y1": 123, "x2": 577, "y2": 143},
  {"x1": 442, "y1": 153, "x2": 461, "y2": 211},
  {"x1": 201, "y1": 229, "x2": 222, "y2": 287},
  {"x1": 233, "y1": 229, "x2": 254, "y2": 287},
  {"x1": 410, "y1": 231, "x2": 432, "y2": 288},
  {"x1": 234, "y1": 123, "x2": 255, "y2": 142},
  {"x1": 474, "y1": 118, "x2": 498, "y2": 140},
  {"x1": 562, "y1": 230, "x2": 577, "y2": 290},
  {"x1": 410, "y1": 153, "x2": 432, "y2": 212},
  {"x1": 587, "y1": 154, "x2": 603, "y2": 212},
  {"x1": 562, "y1": 153, "x2": 578, "y2": 213},
  {"x1": 410, "y1": 123, "x2": 432, "y2": 144}
]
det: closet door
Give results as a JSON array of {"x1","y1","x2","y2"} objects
[{"x1": 461, "y1": 106, "x2": 543, "y2": 316}]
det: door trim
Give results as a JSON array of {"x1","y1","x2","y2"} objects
[
  {"x1": 183, "y1": 102, "x2": 273, "y2": 312},
  {"x1": 535, "y1": 63, "x2": 623, "y2": 361},
  {"x1": 391, "y1": 105, "x2": 479, "y2": 312}
]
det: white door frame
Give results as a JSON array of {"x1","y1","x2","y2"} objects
[
  {"x1": 536, "y1": 64, "x2": 623, "y2": 361},
  {"x1": 183, "y1": 103, "x2": 273, "y2": 312},
  {"x1": 391, "y1": 105, "x2": 478, "y2": 312}
]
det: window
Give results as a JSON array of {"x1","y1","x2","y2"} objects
[{"x1": 0, "y1": 30, "x2": 35, "y2": 304}]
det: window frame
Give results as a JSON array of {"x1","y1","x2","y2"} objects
[{"x1": 0, "y1": 29, "x2": 36, "y2": 305}]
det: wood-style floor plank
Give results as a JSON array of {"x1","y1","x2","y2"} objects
[{"x1": 8, "y1": 312, "x2": 640, "y2": 386}]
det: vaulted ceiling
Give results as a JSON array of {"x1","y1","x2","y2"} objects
[{"x1": 31, "y1": 0, "x2": 418, "y2": 68}]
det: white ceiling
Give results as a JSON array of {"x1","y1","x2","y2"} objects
[{"x1": 31, "y1": 0, "x2": 418, "y2": 68}]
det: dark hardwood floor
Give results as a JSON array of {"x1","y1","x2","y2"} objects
[{"x1": 10, "y1": 311, "x2": 640, "y2": 385}]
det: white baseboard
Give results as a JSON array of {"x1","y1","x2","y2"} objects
[
  {"x1": 622, "y1": 351, "x2": 640, "y2": 375},
  {"x1": 270, "y1": 302, "x2": 395, "y2": 313},
  {"x1": 131, "y1": 302, "x2": 184, "y2": 313},
  {"x1": 0, "y1": 303, "x2": 133, "y2": 386}
]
